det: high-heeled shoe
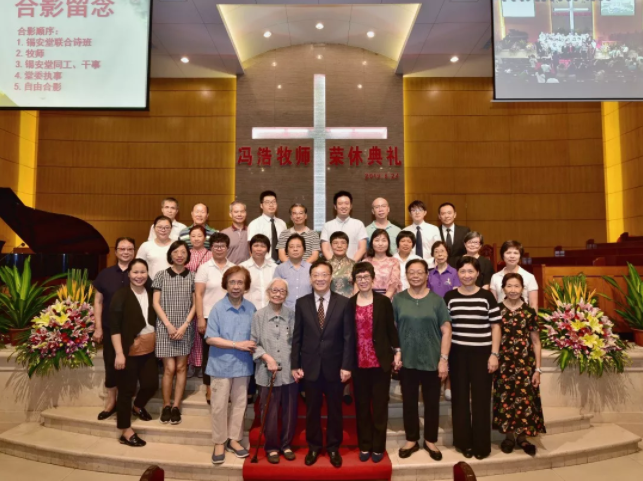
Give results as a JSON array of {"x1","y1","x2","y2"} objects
[{"x1": 423, "y1": 441, "x2": 442, "y2": 461}]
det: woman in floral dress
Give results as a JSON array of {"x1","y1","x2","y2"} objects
[{"x1": 493, "y1": 273, "x2": 546, "y2": 456}]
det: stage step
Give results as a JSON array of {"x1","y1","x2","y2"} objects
[
  {"x1": 0, "y1": 422, "x2": 638, "y2": 481},
  {"x1": 38, "y1": 406, "x2": 591, "y2": 448}
]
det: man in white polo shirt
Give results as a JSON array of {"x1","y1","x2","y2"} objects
[
  {"x1": 320, "y1": 191, "x2": 368, "y2": 262},
  {"x1": 147, "y1": 197, "x2": 187, "y2": 242},
  {"x1": 247, "y1": 190, "x2": 287, "y2": 263}
]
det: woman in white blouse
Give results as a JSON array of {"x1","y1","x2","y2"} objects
[
  {"x1": 490, "y1": 240, "x2": 538, "y2": 311},
  {"x1": 136, "y1": 216, "x2": 173, "y2": 280}
]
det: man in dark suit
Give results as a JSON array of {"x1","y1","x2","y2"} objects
[
  {"x1": 437, "y1": 202, "x2": 470, "y2": 260},
  {"x1": 291, "y1": 259, "x2": 355, "y2": 468}
]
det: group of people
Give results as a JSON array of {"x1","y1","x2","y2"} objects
[{"x1": 92, "y1": 191, "x2": 546, "y2": 467}]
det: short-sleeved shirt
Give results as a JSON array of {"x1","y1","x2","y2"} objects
[
  {"x1": 93, "y1": 264, "x2": 129, "y2": 333},
  {"x1": 247, "y1": 215, "x2": 287, "y2": 242},
  {"x1": 427, "y1": 264, "x2": 461, "y2": 298},
  {"x1": 402, "y1": 222, "x2": 441, "y2": 267},
  {"x1": 178, "y1": 224, "x2": 216, "y2": 250},
  {"x1": 251, "y1": 305, "x2": 295, "y2": 387},
  {"x1": 444, "y1": 288, "x2": 501, "y2": 347},
  {"x1": 186, "y1": 248, "x2": 212, "y2": 273},
  {"x1": 136, "y1": 241, "x2": 171, "y2": 280},
  {"x1": 490, "y1": 266, "x2": 538, "y2": 304},
  {"x1": 366, "y1": 221, "x2": 402, "y2": 255},
  {"x1": 240, "y1": 257, "x2": 277, "y2": 309},
  {"x1": 195, "y1": 258, "x2": 236, "y2": 317},
  {"x1": 320, "y1": 217, "x2": 368, "y2": 260},
  {"x1": 273, "y1": 260, "x2": 312, "y2": 310},
  {"x1": 205, "y1": 295, "x2": 256, "y2": 378},
  {"x1": 393, "y1": 290, "x2": 451, "y2": 371},
  {"x1": 364, "y1": 256, "x2": 401, "y2": 296},
  {"x1": 148, "y1": 220, "x2": 187, "y2": 242},
  {"x1": 220, "y1": 226, "x2": 250, "y2": 265},
  {"x1": 393, "y1": 253, "x2": 422, "y2": 290},
  {"x1": 276, "y1": 227, "x2": 321, "y2": 262}
]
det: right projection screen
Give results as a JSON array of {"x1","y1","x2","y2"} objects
[{"x1": 492, "y1": 0, "x2": 643, "y2": 101}]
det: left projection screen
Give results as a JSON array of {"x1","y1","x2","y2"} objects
[{"x1": 0, "y1": 0, "x2": 152, "y2": 110}]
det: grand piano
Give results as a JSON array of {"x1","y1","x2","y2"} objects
[{"x1": 0, "y1": 188, "x2": 109, "y2": 278}]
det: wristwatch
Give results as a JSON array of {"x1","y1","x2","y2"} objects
[
  {"x1": 491, "y1": 352, "x2": 500, "y2": 359},
  {"x1": 534, "y1": 368, "x2": 543, "y2": 374},
  {"x1": 440, "y1": 354, "x2": 449, "y2": 362},
  {"x1": 394, "y1": 348, "x2": 401, "y2": 353}
]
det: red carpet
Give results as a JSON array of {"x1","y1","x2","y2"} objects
[{"x1": 243, "y1": 393, "x2": 392, "y2": 481}]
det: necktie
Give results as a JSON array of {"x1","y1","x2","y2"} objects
[
  {"x1": 446, "y1": 228, "x2": 453, "y2": 252},
  {"x1": 270, "y1": 218, "x2": 278, "y2": 262},
  {"x1": 416, "y1": 226, "x2": 423, "y2": 258},
  {"x1": 318, "y1": 297, "x2": 325, "y2": 329}
]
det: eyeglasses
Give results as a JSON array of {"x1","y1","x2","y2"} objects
[
  {"x1": 212, "y1": 244, "x2": 227, "y2": 250},
  {"x1": 355, "y1": 275, "x2": 372, "y2": 282},
  {"x1": 228, "y1": 280, "x2": 245, "y2": 287},
  {"x1": 466, "y1": 241, "x2": 481, "y2": 246},
  {"x1": 116, "y1": 248, "x2": 135, "y2": 252},
  {"x1": 270, "y1": 289, "x2": 287, "y2": 296},
  {"x1": 312, "y1": 273, "x2": 331, "y2": 279},
  {"x1": 156, "y1": 226, "x2": 171, "y2": 231},
  {"x1": 262, "y1": 200, "x2": 277, "y2": 205}
]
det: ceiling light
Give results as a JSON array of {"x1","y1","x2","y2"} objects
[
  {"x1": 277, "y1": 85, "x2": 282, "y2": 89},
  {"x1": 317, "y1": 55, "x2": 322, "y2": 60},
  {"x1": 366, "y1": 31, "x2": 375, "y2": 38},
  {"x1": 316, "y1": 23, "x2": 324, "y2": 30},
  {"x1": 362, "y1": 61, "x2": 367, "y2": 66},
  {"x1": 264, "y1": 31, "x2": 272, "y2": 38},
  {"x1": 272, "y1": 62, "x2": 277, "y2": 67},
  {"x1": 450, "y1": 56, "x2": 459, "y2": 63},
  {"x1": 180, "y1": 56, "x2": 189, "y2": 63},
  {"x1": 357, "y1": 84, "x2": 363, "y2": 89}
]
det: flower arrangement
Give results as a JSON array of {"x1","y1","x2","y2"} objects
[
  {"x1": 539, "y1": 274, "x2": 629, "y2": 377},
  {"x1": 13, "y1": 269, "x2": 96, "y2": 378}
]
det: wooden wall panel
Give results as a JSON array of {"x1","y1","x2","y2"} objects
[
  {"x1": 404, "y1": 78, "x2": 606, "y2": 257},
  {"x1": 35, "y1": 78, "x2": 236, "y2": 261},
  {"x1": 602, "y1": 102, "x2": 643, "y2": 240}
]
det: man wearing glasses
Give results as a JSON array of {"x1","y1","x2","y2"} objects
[
  {"x1": 178, "y1": 203, "x2": 216, "y2": 250},
  {"x1": 93, "y1": 237, "x2": 138, "y2": 422},
  {"x1": 402, "y1": 200, "x2": 441, "y2": 268},
  {"x1": 247, "y1": 191, "x2": 287, "y2": 263},
  {"x1": 291, "y1": 260, "x2": 356, "y2": 468}
]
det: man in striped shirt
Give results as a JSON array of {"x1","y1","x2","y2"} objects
[{"x1": 276, "y1": 203, "x2": 320, "y2": 264}]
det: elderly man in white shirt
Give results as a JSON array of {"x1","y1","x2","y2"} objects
[
  {"x1": 402, "y1": 200, "x2": 441, "y2": 268},
  {"x1": 147, "y1": 197, "x2": 187, "y2": 241},
  {"x1": 247, "y1": 190, "x2": 287, "y2": 263},
  {"x1": 320, "y1": 190, "x2": 368, "y2": 262},
  {"x1": 240, "y1": 234, "x2": 277, "y2": 309}
]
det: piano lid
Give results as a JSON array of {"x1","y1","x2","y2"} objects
[{"x1": 0, "y1": 188, "x2": 109, "y2": 255}]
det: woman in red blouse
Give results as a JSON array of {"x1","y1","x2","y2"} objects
[
  {"x1": 349, "y1": 262, "x2": 402, "y2": 463},
  {"x1": 186, "y1": 225, "x2": 213, "y2": 378}
]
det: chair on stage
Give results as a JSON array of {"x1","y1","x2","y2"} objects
[
  {"x1": 140, "y1": 465, "x2": 164, "y2": 481},
  {"x1": 454, "y1": 461, "x2": 477, "y2": 481}
]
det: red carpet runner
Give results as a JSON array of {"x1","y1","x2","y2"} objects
[{"x1": 243, "y1": 394, "x2": 393, "y2": 481}]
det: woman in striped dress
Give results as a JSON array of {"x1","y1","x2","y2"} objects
[
  {"x1": 444, "y1": 256, "x2": 501, "y2": 461},
  {"x1": 152, "y1": 240, "x2": 196, "y2": 426},
  {"x1": 186, "y1": 226, "x2": 213, "y2": 378}
]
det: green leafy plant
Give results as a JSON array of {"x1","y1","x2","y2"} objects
[
  {"x1": 0, "y1": 257, "x2": 66, "y2": 336},
  {"x1": 602, "y1": 263, "x2": 643, "y2": 330}
]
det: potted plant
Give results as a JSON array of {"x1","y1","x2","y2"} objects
[
  {"x1": 603, "y1": 263, "x2": 643, "y2": 346},
  {"x1": 0, "y1": 257, "x2": 65, "y2": 346}
]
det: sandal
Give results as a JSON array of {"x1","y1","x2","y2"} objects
[
  {"x1": 518, "y1": 439, "x2": 536, "y2": 456},
  {"x1": 501, "y1": 438, "x2": 515, "y2": 454}
]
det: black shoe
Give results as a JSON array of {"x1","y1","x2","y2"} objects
[
  {"x1": 282, "y1": 448, "x2": 296, "y2": 461},
  {"x1": 398, "y1": 442, "x2": 419, "y2": 459},
  {"x1": 359, "y1": 451, "x2": 371, "y2": 462},
  {"x1": 518, "y1": 439, "x2": 537, "y2": 456},
  {"x1": 423, "y1": 442, "x2": 442, "y2": 461},
  {"x1": 119, "y1": 433, "x2": 146, "y2": 447},
  {"x1": 501, "y1": 438, "x2": 515, "y2": 454},
  {"x1": 329, "y1": 451, "x2": 342, "y2": 468},
  {"x1": 343, "y1": 394, "x2": 353, "y2": 405},
  {"x1": 132, "y1": 407, "x2": 152, "y2": 422},
  {"x1": 170, "y1": 407, "x2": 182, "y2": 425},
  {"x1": 474, "y1": 452, "x2": 489, "y2": 460},
  {"x1": 455, "y1": 446, "x2": 473, "y2": 459},
  {"x1": 160, "y1": 406, "x2": 171, "y2": 424},
  {"x1": 97, "y1": 408, "x2": 116, "y2": 420},
  {"x1": 304, "y1": 450, "x2": 320, "y2": 466}
]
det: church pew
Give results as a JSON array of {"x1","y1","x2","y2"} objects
[
  {"x1": 531, "y1": 265, "x2": 643, "y2": 332},
  {"x1": 527, "y1": 256, "x2": 602, "y2": 267},
  {"x1": 555, "y1": 246, "x2": 643, "y2": 258},
  {"x1": 593, "y1": 255, "x2": 643, "y2": 267}
]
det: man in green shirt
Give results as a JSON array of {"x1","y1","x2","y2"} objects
[{"x1": 366, "y1": 197, "x2": 401, "y2": 254}]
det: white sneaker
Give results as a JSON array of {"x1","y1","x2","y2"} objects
[{"x1": 444, "y1": 389, "x2": 452, "y2": 401}]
